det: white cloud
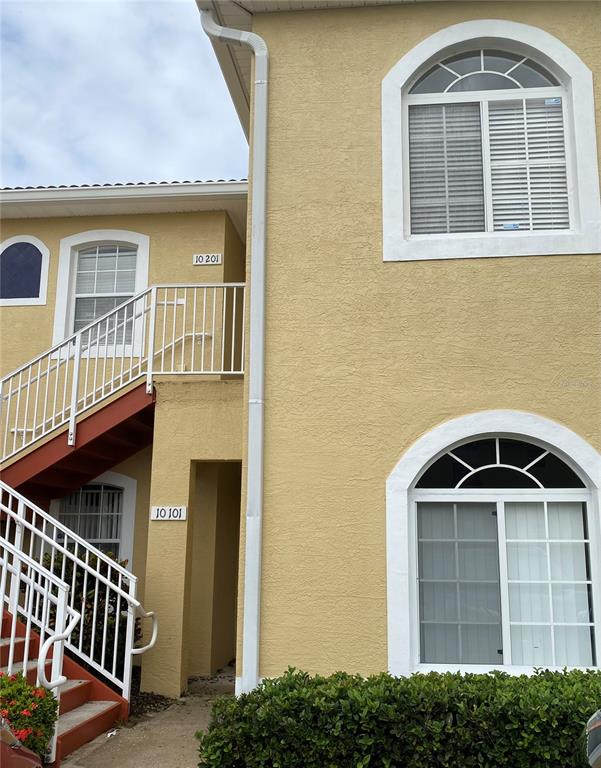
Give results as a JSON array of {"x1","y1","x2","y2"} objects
[{"x1": 0, "y1": 0, "x2": 248, "y2": 186}]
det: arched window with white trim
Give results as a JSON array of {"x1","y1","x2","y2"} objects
[
  {"x1": 414, "y1": 437, "x2": 594, "y2": 668},
  {"x1": 0, "y1": 235, "x2": 50, "y2": 306},
  {"x1": 52, "y1": 230, "x2": 149, "y2": 345},
  {"x1": 382, "y1": 21, "x2": 601, "y2": 261}
]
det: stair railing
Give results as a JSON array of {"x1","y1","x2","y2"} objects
[
  {"x1": 1, "y1": 533, "x2": 80, "y2": 763},
  {"x1": 0, "y1": 283, "x2": 245, "y2": 463},
  {"x1": 0, "y1": 481, "x2": 157, "y2": 702}
]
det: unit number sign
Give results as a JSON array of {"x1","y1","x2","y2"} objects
[
  {"x1": 150, "y1": 506, "x2": 187, "y2": 521},
  {"x1": 193, "y1": 253, "x2": 222, "y2": 265}
]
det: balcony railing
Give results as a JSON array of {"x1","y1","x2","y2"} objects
[{"x1": 0, "y1": 284, "x2": 245, "y2": 462}]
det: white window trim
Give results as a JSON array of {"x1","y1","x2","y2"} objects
[
  {"x1": 52, "y1": 229, "x2": 149, "y2": 345},
  {"x1": 0, "y1": 235, "x2": 50, "y2": 306},
  {"x1": 50, "y1": 470, "x2": 136, "y2": 567},
  {"x1": 386, "y1": 410, "x2": 601, "y2": 677},
  {"x1": 382, "y1": 20, "x2": 601, "y2": 261}
]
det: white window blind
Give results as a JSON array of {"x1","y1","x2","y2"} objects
[
  {"x1": 489, "y1": 98, "x2": 569, "y2": 231},
  {"x1": 74, "y1": 244, "x2": 137, "y2": 342},
  {"x1": 409, "y1": 103, "x2": 485, "y2": 234}
]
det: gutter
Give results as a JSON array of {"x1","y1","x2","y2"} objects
[{"x1": 199, "y1": 9, "x2": 268, "y2": 695}]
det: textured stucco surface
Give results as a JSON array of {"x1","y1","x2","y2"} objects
[
  {"x1": 141, "y1": 380, "x2": 243, "y2": 697},
  {"x1": 0, "y1": 210, "x2": 244, "y2": 375},
  {"x1": 247, "y1": 1, "x2": 601, "y2": 680}
]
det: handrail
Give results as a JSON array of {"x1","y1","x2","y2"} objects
[
  {"x1": 1, "y1": 283, "x2": 246, "y2": 462},
  {"x1": 37, "y1": 606, "x2": 81, "y2": 689},
  {"x1": 0, "y1": 481, "x2": 156, "y2": 700},
  {"x1": 130, "y1": 606, "x2": 158, "y2": 656}
]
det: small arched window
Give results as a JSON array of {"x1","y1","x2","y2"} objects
[
  {"x1": 0, "y1": 236, "x2": 49, "y2": 306},
  {"x1": 413, "y1": 437, "x2": 595, "y2": 669}
]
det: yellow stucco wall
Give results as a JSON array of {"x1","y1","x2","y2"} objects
[
  {"x1": 0, "y1": 210, "x2": 244, "y2": 375},
  {"x1": 141, "y1": 380, "x2": 243, "y2": 697},
  {"x1": 245, "y1": 2, "x2": 601, "y2": 679}
]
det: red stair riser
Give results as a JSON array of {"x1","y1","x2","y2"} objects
[
  {"x1": 55, "y1": 702, "x2": 121, "y2": 762},
  {"x1": 59, "y1": 681, "x2": 92, "y2": 716},
  {"x1": 0, "y1": 637, "x2": 40, "y2": 666}
]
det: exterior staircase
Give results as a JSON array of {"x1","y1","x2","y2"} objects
[
  {"x1": 2, "y1": 610, "x2": 124, "y2": 763},
  {"x1": 0, "y1": 284, "x2": 244, "y2": 762}
]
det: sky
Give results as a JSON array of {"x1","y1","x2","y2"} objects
[{"x1": 0, "y1": 0, "x2": 249, "y2": 187}]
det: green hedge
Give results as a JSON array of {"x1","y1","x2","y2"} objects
[{"x1": 197, "y1": 668, "x2": 601, "y2": 768}]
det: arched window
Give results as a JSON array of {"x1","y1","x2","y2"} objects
[
  {"x1": 0, "y1": 235, "x2": 49, "y2": 306},
  {"x1": 382, "y1": 21, "x2": 601, "y2": 261},
  {"x1": 52, "y1": 230, "x2": 149, "y2": 344},
  {"x1": 415, "y1": 438, "x2": 593, "y2": 667},
  {"x1": 386, "y1": 411, "x2": 601, "y2": 676}
]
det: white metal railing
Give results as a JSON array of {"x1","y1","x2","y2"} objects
[
  {"x1": 0, "y1": 482, "x2": 157, "y2": 704},
  {"x1": 0, "y1": 283, "x2": 245, "y2": 462},
  {"x1": 1, "y1": 533, "x2": 80, "y2": 762}
]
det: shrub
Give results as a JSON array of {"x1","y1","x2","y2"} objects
[
  {"x1": 0, "y1": 671, "x2": 58, "y2": 758},
  {"x1": 43, "y1": 549, "x2": 141, "y2": 682},
  {"x1": 197, "y1": 668, "x2": 601, "y2": 768}
]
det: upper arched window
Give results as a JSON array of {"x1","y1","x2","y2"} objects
[
  {"x1": 407, "y1": 47, "x2": 568, "y2": 236},
  {"x1": 382, "y1": 21, "x2": 601, "y2": 261},
  {"x1": 0, "y1": 236, "x2": 50, "y2": 306}
]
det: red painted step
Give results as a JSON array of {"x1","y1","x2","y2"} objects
[{"x1": 1, "y1": 612, "x2": 127, "y2": 766}]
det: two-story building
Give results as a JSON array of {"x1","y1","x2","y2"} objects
[{"x1": 1, "y1": 0, "x2": 600, "y2": 761}]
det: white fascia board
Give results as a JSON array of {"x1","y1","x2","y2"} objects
[{"x1": 0, "y1": 181, "x2": 248, "y2": 206}]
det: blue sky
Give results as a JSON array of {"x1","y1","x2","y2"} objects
[{"x1": 0, "y1": 0, "x2": 248, "y2": 187}]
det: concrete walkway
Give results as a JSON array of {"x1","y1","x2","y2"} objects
[{"x1": 62, "y1": 666, "x2": 234, "y2": 768}]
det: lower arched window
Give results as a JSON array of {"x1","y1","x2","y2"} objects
[{"x1": 414, "y1": 437, "x2": 595, "y2": 667}]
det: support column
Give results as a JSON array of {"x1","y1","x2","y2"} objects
[{"x1": 141, "y1": 451, "x2": 196, "y2": 698}]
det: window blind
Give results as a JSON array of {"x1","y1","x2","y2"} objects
[
  {"x1": 409, "y1": 103, "x2": 485, "y2": 234},
  {"x1": 489, "y1": 98, "x2": 569, "y2": 231}
]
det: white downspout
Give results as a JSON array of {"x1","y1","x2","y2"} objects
[{"x1": 199, "y1": 9, "x2": 268, "y2": 695}]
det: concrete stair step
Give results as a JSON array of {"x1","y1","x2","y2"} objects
[
  {"x1": 56, "y1": 700, "x2": 121, "y2": 759},
  {"x1": 1, "y1": 658, "x2": 51, "y2": 684},
  {"x1": 58, "y1": 678, "x2": 92, "y2": 715}
]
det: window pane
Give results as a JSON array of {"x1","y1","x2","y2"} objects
[
  {"x1": 528, "y1": 453, "x2": 584, "y2": 487},
  {"x1": 421, "y1": 624, "x2": 460, "y2": 663},
  {"x1": 420, "y1": 582, "x2": 457, "y2": 621},
  {"x1": 0, "y1": 242, "x2": 43, "y2": 299},
  {"x1": 462, "y1": 624, "x2": 502, "y2": 664},
  {"x1": 409, "y1": 103, "x2": 484, "y2": 235},
  {"x1": 419, "y1": 542, "x2": 456, "y2": 579},
  {"x1": 96, "y1": 253, "x2": 117, "y2": 271},
  {"x1": 448, "y1": 72, "x2": 518, "y2": 92},
  {"x1": 442, "y1": 50, "x2": 482, "y2": 76},
  {"x1": 458, "y1": 542, "x2": 499, "y2": 580},
  {"x1": 461, "y1": 467, "x2": 539, "y2": 488},
  {"x1": 452, "y1": 439, "x2": 496, "y2": 469},
  {"x1": 483, "y1": 50, "x2": 524, "y2": 74},
  {"x1": 505, "y1": 502, "x2": 545, "y2": 540},
  {"x1": 416, "y1": 453, "x2": 468, "y2": 488},
  {"x1": 509, "y1": 584, "x2": 550, "y2": 622},
  {"x1": 507, "y1": 542, "x2": 548, "y2": 580},
  {"x1": 554, "y1": 626, "x2": 594, "y2": 667},
  {"x1": 499, "y1": 439, "x2": 546, "y2": 469},
  {"x1": 459, "y1": 582, "x2": 500, "y2": 623},
  {"x1": 95, "y1": 271, "x2": 116, "y2": 293},
  {"x1": 548, "y1": 502, "x2": 585, "y2": 540},
  {"x1": 115, "y1": 270, "x2": 136, "y2": 292},
  {"x1": 75, "y1": 271, "x2": 96, "y2": 294},
  {"x1": 550, "y1": 543, "x2": 588, "y2": 581},
  {"x1": 552, "y1": 584, "x2": 593, "y2": 623},
  {"x1": 417, "y1": 502, "x2": 454, "y2": 539},
  {"x1": 456, "y1": 502, "x2": 497, "y2": 539},
  {"x1": 511, "y1": 625, "x2": 553, "y2": 665},
  {"x1": 410, "y1": 65, "x2": 455, "y2": 94},
  {"x1": 512, "y1": 59, "x2": 559, "y2": 88}
]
